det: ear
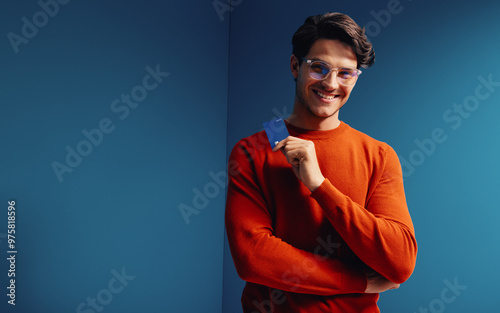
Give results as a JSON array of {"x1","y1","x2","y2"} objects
[{"x1": 290, "y1": 55, "x2": 299, "y2": 79}]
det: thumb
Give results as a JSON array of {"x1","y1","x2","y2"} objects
[{"x1": 272, "y1": 138, "x2": 288, "y2": 152}]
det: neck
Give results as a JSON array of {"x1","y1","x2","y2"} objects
[{"x1": 286, "y1": 101, "x2": 341, "y2": 131}]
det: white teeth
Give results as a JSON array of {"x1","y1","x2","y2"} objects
[{"x1": 316, "y1": 91, "x2": 336, "y2": 100}]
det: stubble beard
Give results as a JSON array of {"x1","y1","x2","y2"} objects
[{"x1": 295, "y1": 86, "x2": 338, "y2": 119}]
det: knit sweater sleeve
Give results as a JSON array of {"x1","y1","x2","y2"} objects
[
  {"x1": 311, "y1": 144, "x2": 417, "y2": 284},
  {"x1": 225, "y1": 139, "x2": 367, "y2": 296}
]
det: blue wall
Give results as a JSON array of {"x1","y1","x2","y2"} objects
[
  {"x1": 0, "y1": 0, "x2": 228, "y2": 312},
  {"x1": 223, "y1": 0, "x2": 500, "y2": 312}
]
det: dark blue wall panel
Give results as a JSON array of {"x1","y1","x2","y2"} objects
[{"x1": 0, "y1": 0, "x2": 228, "y2": 312}]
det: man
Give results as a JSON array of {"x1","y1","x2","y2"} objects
[{"x1": 225, "y1": 12, "x2": 417, "y2": 313}]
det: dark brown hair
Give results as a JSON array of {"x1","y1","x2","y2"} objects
[{"x1": 292, "y1": 12, "x2": 375, "y2": 69}]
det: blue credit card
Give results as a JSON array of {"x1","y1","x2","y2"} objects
[{"x1": 263, "y1": 117, "x2": 289, "y2": 149}]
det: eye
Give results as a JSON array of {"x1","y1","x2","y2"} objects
[
  {"x1": 310, "y1": 62, "x2": 329, "y2": 75},
  {"x1": 338, "y1": 69, "x2": 355, "y2": 78}
]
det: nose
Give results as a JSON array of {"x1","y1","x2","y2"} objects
[{"x1": 321, "y1": 70, "x2": 339, "y2": 90}]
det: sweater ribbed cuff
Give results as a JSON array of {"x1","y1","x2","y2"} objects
[
  {"x1": 340, "y1": 262, "x2": 368, "y2": 294},
  {"x1": 310, "y1": 179, "x2": 346, "y2": 214}
]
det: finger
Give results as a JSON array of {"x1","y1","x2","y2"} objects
[
  {"x1": 272, "y1": 136, "x2": 290, "y2": 152},
  {"x1": 285, "y1": 150, "x2": 302, "y2": 165},
  {"x1": 278, "y1": 137, "x2": 303, "y2": 149},
  {"x1": 284, "y1": 145, "x2": 307, "y2": 162}
]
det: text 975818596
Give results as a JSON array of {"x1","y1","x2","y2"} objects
[{"x1": 6, "y1": 200, "x2": 16, "y2": 306}]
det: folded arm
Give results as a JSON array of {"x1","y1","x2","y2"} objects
[
  {"x1": 310, "y1": 145, "x2": 418, "y2": 284},
  {"x1": 275, "y1": 136, "x2": 417, "y2": 284}
]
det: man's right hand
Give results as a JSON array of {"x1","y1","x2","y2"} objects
[{"x1": 364, "y1": 271, "x2": 400, "y2": 293}]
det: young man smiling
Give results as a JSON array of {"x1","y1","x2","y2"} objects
[{"x1": 225, "y1": 12, "x2": 417, "y2": 312}]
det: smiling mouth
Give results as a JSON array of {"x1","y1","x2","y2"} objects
[{"x1": 313, "y1": 90, "x2": 340, "y2": 100}]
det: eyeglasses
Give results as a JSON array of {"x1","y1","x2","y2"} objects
[{"x1": 301, "y1": 57, "x2": 362, "y2": 85}]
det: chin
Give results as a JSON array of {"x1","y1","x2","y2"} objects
[
  {"x1": 308, "y1": 106, "x2": 338, "y2": 119},
  {"x1": 311, "y1": 100, "x2": 344, "y2": 115}
]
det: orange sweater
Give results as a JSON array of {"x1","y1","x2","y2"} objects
[{"x1": 225, "y1": 121, "x2": 417, "y2": 313}]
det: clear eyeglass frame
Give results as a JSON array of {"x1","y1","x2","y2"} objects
[{"x1": 301, "y1": 57, "x2": 362, "y2": 86}]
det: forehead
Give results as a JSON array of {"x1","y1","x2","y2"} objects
[{"x1": 306, "y1": 39, "x2": 357, "y2": 68}]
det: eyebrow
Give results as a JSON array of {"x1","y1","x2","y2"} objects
[
  {"x1": 309, "y1": 57, "x2": 328, "y2": 63},
  {"x1": 308, "y1": 57, "x2": 357, "y2": 70}
]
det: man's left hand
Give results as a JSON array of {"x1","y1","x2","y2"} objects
[{"x1": 273, "y1": 136, "x2": 325, "y2": 192}]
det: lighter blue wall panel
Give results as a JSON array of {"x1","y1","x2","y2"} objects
[{"x1": 223, "y1": 0, "x2": 500, "y2": 312}]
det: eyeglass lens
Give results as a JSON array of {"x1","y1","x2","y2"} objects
[{"x1": 309, "y1": 62, "x2": 358, "y2": 85}]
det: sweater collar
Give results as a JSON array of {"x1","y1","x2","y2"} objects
[{"x1": 284, "y1": 120, "x2": 349, "y2": 140}]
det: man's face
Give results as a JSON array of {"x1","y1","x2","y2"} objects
[{"x1": 291, "y1": 39, "x2": 358, "y2": 120}]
